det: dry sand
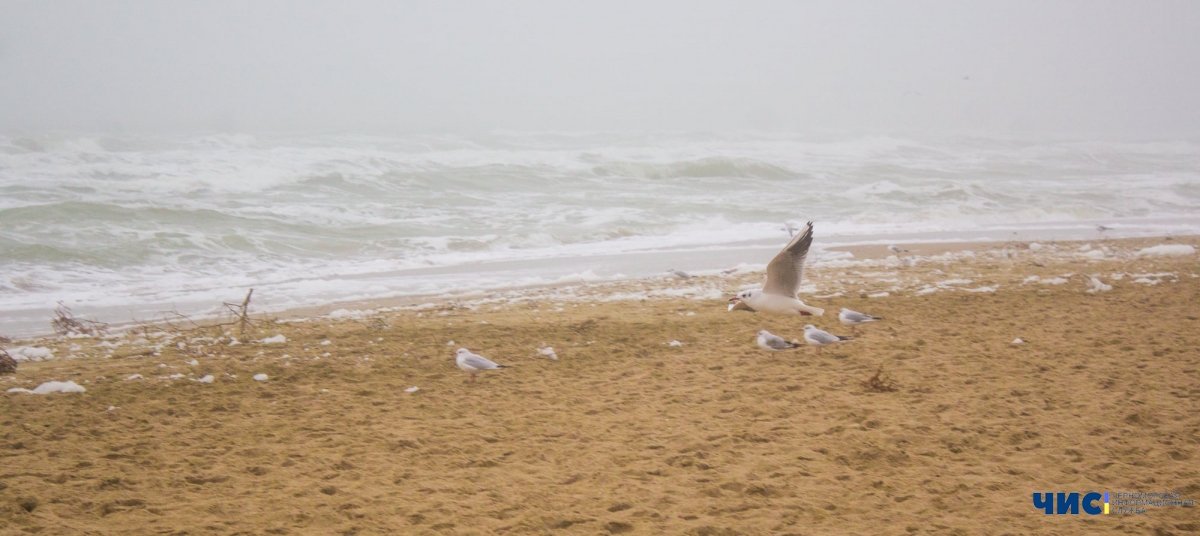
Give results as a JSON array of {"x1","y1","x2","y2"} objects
[{"x1": 2, "y1": 236, "x2": 1198, "y2": 535}]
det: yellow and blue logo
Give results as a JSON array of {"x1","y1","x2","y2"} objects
[{"x1": 1037, "y1": 491, "x2": 1193, "y2": 514}]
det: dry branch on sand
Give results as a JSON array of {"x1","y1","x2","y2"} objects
[
  {"x1": 126, "y1": 289, "x2": 260, "y2": 340},
  {"x1": 223, "y1": 289, "x2": 255, "y2": 337},
  {"x1": 51, "y1": 302, "x2": 107, "y2": 337},
  {"x1": 861, "y1": 365, "x2": 899, "y2": 392},
  {"x1": 0, "y1": 348, "x2": 17, "y2": 374}
]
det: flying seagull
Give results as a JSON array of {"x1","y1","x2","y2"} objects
[
  {"x1": 803, "y1": 324, "x2": 852, "y2": 355},
  {"x1": 728, "y1": 221, "x2": 824, "y2": 317},
  {"x1": 455, "y1": 348, "x2": 509, "y2": 383},
  {"x1": 757, "y1": 330, "x2": 800, "y2": 351},
  {"x1": 838, "y1": 308, "x2": 883, "y2": 334}
]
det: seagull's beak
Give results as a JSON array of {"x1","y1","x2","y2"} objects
[
  {"x1": 728, "y1": 296, "x2": 740, "y2": 303},
  {"x1": 800, "y1": 311, "x2": 812, "y2": 316}
]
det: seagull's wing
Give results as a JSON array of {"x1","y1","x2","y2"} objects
[
  {"x1": 728, "y1": 300, "x2": 757, "y2": 312},
  {"x1": 810, "y1": 329, "x2": 848, "y2": 344},
  {"x1": 842, "y1": 310, "x2": 879, "y2": 322},
  {"x1": 462, "y1": 353, "x2": 503, "y2": 370},
  {"x1": 763, "y1": 221, "x2": 813, "y2": 297}
]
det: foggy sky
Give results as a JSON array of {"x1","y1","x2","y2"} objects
[{"x1": 2, "y1": 0, "x2": 1199, "y2": 138}]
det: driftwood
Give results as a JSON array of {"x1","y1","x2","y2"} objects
[{"x1": 51, "y1": 303, "x2": 107, "y2": 337}]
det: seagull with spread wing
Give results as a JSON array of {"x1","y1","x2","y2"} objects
[{"x1": 727, "y1": 221, "x2": 825, "y2": 317}]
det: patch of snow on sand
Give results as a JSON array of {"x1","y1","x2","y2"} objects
[
  {"x1": 1087, "y1": 277, "x2": 1113, "y2": 293},
  {"x1": 8, "y1": 381, "x2": 86, "y2": 394},
  {"x1": 1136, "y1": 245, "x2": 1195, "y2": 257},
  {"x1": 964, "y1": 286, "x2": 998, "y2": 293},
  {"x1": 9, "y1": 347, "x2": 53, "y2": 362}
]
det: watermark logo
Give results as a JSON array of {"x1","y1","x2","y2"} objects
[{"x1": 1033, "y1": 492, "x2": 1193, "y2": 515}]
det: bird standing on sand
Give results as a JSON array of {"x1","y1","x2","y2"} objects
[
  {"x1": 838, "y1": 308, "x2": 882, "y2": 334},
  {"x1": 803, "y1": 324, "x2": 852, "y2": 355},
  {"x1": 455, "y1": 348, "x2": 509, "y2": 383},
  {"x1": 757, "y1": 330, "x2": 800, "y2": 351},
  {"x1": 728, "y1": 221, "x2": 825, "y2": 317},
  {"x1": 887, "y1": 244, "x2": 908, "y2": 254}
]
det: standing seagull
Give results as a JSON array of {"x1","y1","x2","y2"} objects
[
  {"x1": 839, "y1": 308, "x2": 883, "y2": 334},
  {"x1": 667, "y1": 268, "x2": 694, "y2": 279},
  {"x1": 728, "y1": 221, "x2": 824, "y2": 316},
  {"x1": 455, "y1": 348, "x2": 509, "y2": 383},
  {"x1": 803, "y1": 325, "x2": 852, "y2": 355},
  {"x1": 887, "y1": 244, "x2": 908, "y2": 254},
  {"x1": 757, "y1": 330, "x2": 800, "y2": 351}
]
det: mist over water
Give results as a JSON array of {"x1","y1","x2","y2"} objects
[{"x1": 2, "y1": 131, "x2": 1199, "y2": 335}]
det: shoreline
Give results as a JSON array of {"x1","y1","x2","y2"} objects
[
  {"x1": 214, "y1": 232, "x2": 1200, "y2": 331},
  {"x1": 5, "y1": 233, "x2": 1193, "y2": 345},
  {"x1": 2, "y1": 224, "x2": 1200, "y2": 342},
  {"x1": 4, "y1": 231, "x2": 1197, "y2": 342}
]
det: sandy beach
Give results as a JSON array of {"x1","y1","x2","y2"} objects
[{"x1": 2, "y1": 235, "x2": 1198, "y2": 534}]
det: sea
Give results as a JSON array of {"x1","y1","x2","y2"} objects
[{"x1": 2, "y1": 132, "x2": 1199, "y2": 337}]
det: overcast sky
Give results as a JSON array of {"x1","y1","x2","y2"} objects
[{"x1": 2, "y1": 1, "x2": 1198, "y2": 138}]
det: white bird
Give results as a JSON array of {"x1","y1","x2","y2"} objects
[
  {"x1": 803, "y1": 324, "x2": 852, "y2": 355},
  {"x1": 1096, "y1": 225, "x2": 1111, "y2": 232},
  {"x1": 728, "y1": 221, "x2": 824, "y2": 317},
  {"x1": 667, "y1": 268, "x2": 694, "y2": 279},
  {"x1": 838, "y1": 308, "x2": 883, "y2": 334},
  {"x1": 757, "y1": 330, "x2": 800, "y2": 351},
  {"x1": 780, "y1": 221, "x2": 801, "y2": 237},
  {"x1": 455, "y1": 348, "x2": 509, "y2": 383},
  {"x1": 887, "y1": 244, "x2": 908, "y2": 254}
]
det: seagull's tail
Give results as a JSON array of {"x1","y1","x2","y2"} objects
[{"x1": 799, "y1": 304, "x2": 825, "y2": 317}]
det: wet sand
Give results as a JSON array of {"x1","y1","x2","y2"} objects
[{"x1": 2, "y1": 236, "x2": 1198, "y2": 534}]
